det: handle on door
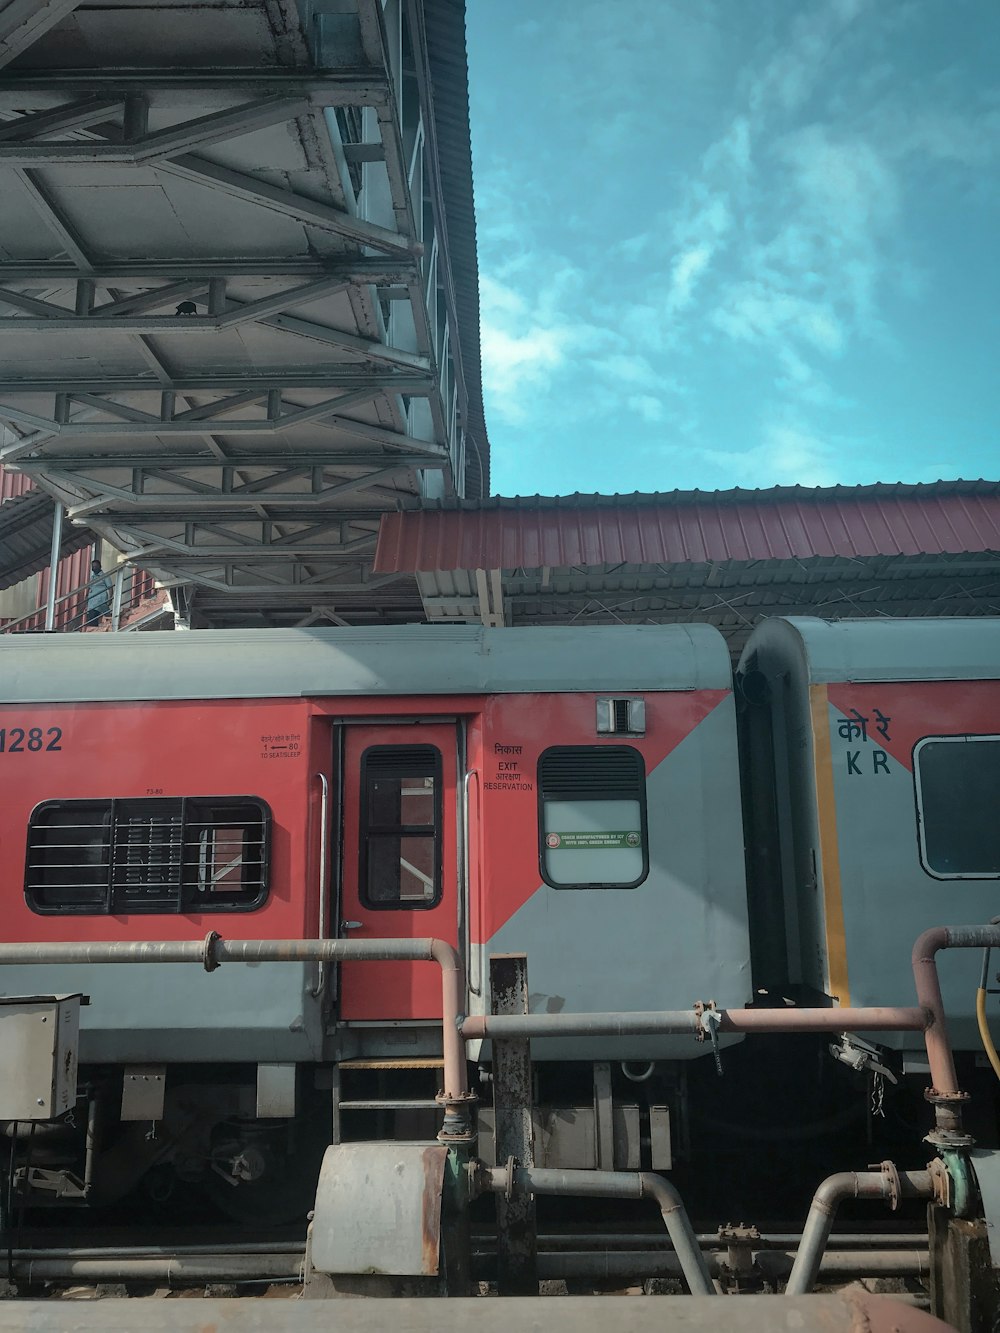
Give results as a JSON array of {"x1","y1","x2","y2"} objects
[
  {"x1": 340, "y1": 920, "x2": 363, "y2": 931},
  {"x1": 310, "y1": 773, "x2": 331, "y2": 998}
]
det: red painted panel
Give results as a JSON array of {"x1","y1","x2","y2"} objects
[
  {"x1": 827, "y1": 680, "x2": 1000, "y2": 773},
  {"x1": 471, "y1": 689, "x2": 730, "y2": 942},
  {"x1": 0, "y1": 466, "x2": 33, "y2": 502},
  {"x1": 0, "y1": 698, "x2": 317, "y2": 943}
]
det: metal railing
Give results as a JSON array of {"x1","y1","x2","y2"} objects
[{"x1": 0, "y1": 565, "x2": 159, "y2": 635}]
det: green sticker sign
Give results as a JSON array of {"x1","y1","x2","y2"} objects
[{"x1": 545, "y1": 831, "x2": 641, "y2": 850}]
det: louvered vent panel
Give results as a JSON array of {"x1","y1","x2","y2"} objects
[
  {"x1": 364, "y1": 746, "x2": 438, "y2": 775},
  {"x1": 538, "y1": 747, "x2": 644, "y2": 798},
  {"x1": 115, "y1": 803, "x2": 184, "y2": 911}
]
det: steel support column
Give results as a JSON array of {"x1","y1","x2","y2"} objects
[{"x1": 489, "y1": 953, "x2": 538, "y2": 1296}]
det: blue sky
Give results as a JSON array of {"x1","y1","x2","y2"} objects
[{"x1": 465, "y1": 0, "x2": 999, "y2": 495}]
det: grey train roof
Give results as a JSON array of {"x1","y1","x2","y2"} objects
[
  {"x1": 0, "y1": 624, "x2": 731, "y2": 705},
  {"x1": 739, "y1": 617, "x2": 1000, "y2": 683}
]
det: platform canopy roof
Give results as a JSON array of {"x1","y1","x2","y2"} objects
[
  {"x1": 0, "y1": 0, "x2": 487, "y2": 627},
  {"x1": 374, "y1": 481, "x2": 1000, "y2": 652}
]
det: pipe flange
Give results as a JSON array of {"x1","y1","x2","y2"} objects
[
  {"x1": 869, "y1": 1159, "x2": 900, "y2": 1210},
  {"x1": 202, "y1": 930, "x2": 220, "y2": 972},
  {"x1": 927, "y1": 1156, "x2": 951, "y2": 1208},
  {"x1": 924, "y1": 1128, "x2": 975, "y2": 1151},
  {"x1": 693, "y1": 1000, "x2": 705, "y2": 1042},
  {"x1": 924, "y1": 1087, "x2": 971, "y2": 1106},
  {"x1": 504, "y1": 1155, "x2": 518, "y2": 1201}
]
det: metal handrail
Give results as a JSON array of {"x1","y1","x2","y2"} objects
[{"x1": 1, "y1": 567, "x2": 155, "y2": 635}]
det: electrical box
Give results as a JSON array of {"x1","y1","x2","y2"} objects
[{"x1": 0, "y1": 995, "x2": 82, "y2": 1121}]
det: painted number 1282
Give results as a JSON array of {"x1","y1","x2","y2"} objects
[{"x1": 0, "y1": 726, "x2": 62, "y2": 753}]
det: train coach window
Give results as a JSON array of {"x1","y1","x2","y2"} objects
[
  {"x1": 26, "y1": 797, "x2": 270, "y2": 913},
  {"x1": 360, "y1": 746, "x2": 442, "y2": 909},
  {"x1": 537, "y1": 746, "x2": 648, "y2": 889},
  {"x1": 914, "y1": 737, "x2": 1000, "y2": 878}
]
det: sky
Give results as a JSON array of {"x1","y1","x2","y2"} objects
[{"x1": 465, "y1": 0, "x2": 999, "y2": 496}]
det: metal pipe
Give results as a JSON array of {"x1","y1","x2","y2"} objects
[
  {"x1": 309, "y1": 774, "x2": 330, "y2": 998},
  {"x1": 10, "y1": 1254, "x2": 303, "y2": 1283},
  {"x1": 785, "y1": 1168, "x2": 932, "y2": 1296},
  {"x1": 110, "y1": 563, "x2": 125, "y2": 631},
  {"x1": 8, "y1": 1247, "x2": 929, "y2": 1286},
  {"x1": 462, "y1": 769, "x2": 481, "y2": 997},
  {"x1": 496, "y1": 1249, "x2": 928, "y2": 1282},
  {"x1": 911, "y1": 924, "x2": 1000, "y2": 1139},
  {"x1": 460, "y1": 1005, "x2": 926, "y2": 1041},
  {"x1": 0, "y1": 936, "x2": 471, "y2": 1127},
  {"x1": 82, "y1": 1094, "x2": 98, "y2": 1198},
  {"x1": 482, "y1": 1164, "x2": 714, "y2": 1296},
  {"x1": 43, "y1": 499, "x2": 63, "y2": 632},
  {"x1": 475, "y1": 1231, "x2": 930, "y2": 1250},
  {"x1": 912, "y1": 927, "x2": 962, "y2": 1106},
  {"x1": 10, "y1": 1243, "x2": 307, "y2": 1259}
]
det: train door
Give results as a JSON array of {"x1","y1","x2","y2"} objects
[{"x1": 338, "y1": 721, "x2": 460, "y2": 1021}]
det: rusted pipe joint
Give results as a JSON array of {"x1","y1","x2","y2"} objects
[
  {"x1": 435, "y1": 1090, "x2": 478, "y2": 1145},
  {"x1": 202, "y1": 930, "x2": 221, "y2": 972}
]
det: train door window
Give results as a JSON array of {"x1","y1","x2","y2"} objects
[
  {"x1": 26, "y1": 797, "x2": 270, "y2": 913},
  {"x1": 537, "y1": 746, "x2": 648, "y2": 889},
  {"x1": 360, "y1": 746, "x2": 442, "y2": 909},
  {"x1": 914, "y1": 736, "x2": 1000, "y2": 878}
]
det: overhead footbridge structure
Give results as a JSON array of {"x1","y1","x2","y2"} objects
[{"x1": 0, "y1": 0, "x2": 487, "y2": 626}]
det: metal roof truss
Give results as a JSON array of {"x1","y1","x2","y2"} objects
[{"x1": 0, "y1": 0, "x2": 472, "y2": 625}]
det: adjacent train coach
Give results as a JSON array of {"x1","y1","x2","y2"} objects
[{"x1": 738, "y1": 616, "x2": 1000, "y2": 1057}]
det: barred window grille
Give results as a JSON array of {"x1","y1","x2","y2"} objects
[{"x1": 26, "y1": 797, "x2": 270, "y2": 915}]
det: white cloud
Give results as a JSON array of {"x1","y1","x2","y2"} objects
[
  {"x1": 712, "y1": 283, "x2": 845, "y2": 356},
  {"x1": 628, "y1": 394, "x2": 666, "y2": 424},
  {"x1": 478, "y1": 275, "x2": 579, "y2": 425},
  {"x1": 691, "y1": 418, "x2": 843, "y2": 489},
  {"x1": 666, "y1": 244, "x2": 712, "y2": 313}
]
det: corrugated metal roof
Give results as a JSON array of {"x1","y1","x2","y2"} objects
[
  {"x1": 375, "y1": 482, "x2": 1000, "y2": 571},
  {"x1": 0, "y1": 489, "x2": 92, "y2": 592}
]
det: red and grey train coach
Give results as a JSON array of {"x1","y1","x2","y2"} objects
[{"x1": 0, "y1": 617, "x2": 997, "y2": 1226}]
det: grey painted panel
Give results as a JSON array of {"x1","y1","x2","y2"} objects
[
  {"x1": 474, "y1": 701, "x2": 752, "y2": 1061},
  {"x1": 826, "y1": 703, "x2": 991, "y2": 1051},
  {"x1": 741, "y1": 616, "x2": 1000, "y2": 683},
  {"x1": 0, "y1": 962, "x2": 323, "y2": 1063},
  {"x1": 0, "y1": 624, "x2": 732, "y2": 703}
]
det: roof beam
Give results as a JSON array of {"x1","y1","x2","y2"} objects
[
  {"x1": 157, "y1": 156, "x2": 412, "y2": 256},
  {"x1": 26, "y1": 451, "x2": 441, "y2": 470},
  {"x1": 0, "y1": 71, "x2": 389, "y2": 105},
  {"x1": 0, "y1": 258, "x2": 418, "y2": 282},
  {"x1": 0, "y1": 0, "x2": 80, "y2": 69},
  {"x1": 113, "y1": 536, "x2": 380, "y2": 561},
  {"x1": 0, "y1": 371, "x2": 432, "y2": 394},
  {"x1": 13, "y1": 168, "x2": 93, "y2": 270},
  {"x1": 49, "y1": 459, "x2": 442, "y2": 515},
  {"x1": 0, "y1": 274, "x2": 353, "y2": 332},
  {"x1": 0, "y1": 95, "x2": 312, "y2": 165},
  {"x1": 0, "y1": 94, "x2": 122, "y2": 141}
]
